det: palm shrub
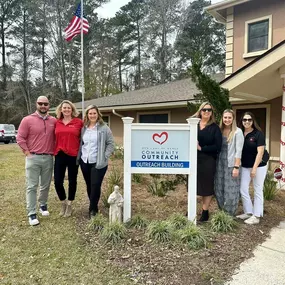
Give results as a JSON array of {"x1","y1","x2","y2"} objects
[
  {"x1": 88, "y1": 213, "x2": 107, "y2": 232},
  {"x1": 127, "y1": 214, "x2": 149, "y2": 230},
  {"x1": 263, "y1": 171, "x2": 278, "y2": 200},
  {"x1": 210, "y1": 211, "x2": 237, "y2": 233},
  {"x1": 132, "y1": 173, "x2": 143, "y2": 183},
  {"x1": 146, "y1": 221, "x2": 173, "y2": 243},
  {"x1": 177, "y1": 223, "x2": 207, "y2": 250},
  {"x1": 100, "y1": 221, "x2": 127, "y2": 244},
  {"x1": 101, "y1": 183, "x2": 115, "y2": 208},
  {"x1": 107, "y1": 167, "x2": 123, "y2": 187},
  {"x1": 169, "y1": 213, "x2": 189, "y2": 230}
]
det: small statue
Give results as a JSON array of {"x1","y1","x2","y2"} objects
[{"x1": 108, "y1": 185, "x2": 124, "y2": 223}]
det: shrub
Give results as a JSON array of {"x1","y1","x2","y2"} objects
[
  {"x1": 127, "y1": 214, "x2": 149, "y2": 230},
  {"x1": 101, "y1": 184, "x2": 115, "y2": 209},
  {"x1": 177, "y1": 224, "x2": 207, "y2": 250},
  {"x1": 132, "y1": 173, "x2": 143, "y2": 183},
  {"x1": 263, "y1": 171, "x2": 279, "y2": 200},
  {"x1": 169, "y1": 213, "x2": 189, "y2": 230},
  {"x1": 147, "y1": 176, "x2": 177, "y2": 197},
  {"x1": 146, "y1": 221, "x2": 173, "y2": 243},
  {"x1": 107, "y1": 167, "x2": 123, "y2": 188},
  {"x1": 210, "y1": 211, "x2": 237, "y2": 233},
  {"x1": 88, "y1": 213, "x2": 107, "y2": 232},
  {"x1": 112, "y1": 145, "x2": 124, "y2": 160},
  {"x1": 100, "y1": 221, "x2": 127, "y2": 244}
]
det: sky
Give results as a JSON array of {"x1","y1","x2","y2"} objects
[{"x1": 96, "y1": 0, "x2": 222, "y2": 18}]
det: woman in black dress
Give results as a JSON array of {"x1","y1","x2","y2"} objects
[{"x1": 193, "y1": 102, "x2": 222, "y2": 221}]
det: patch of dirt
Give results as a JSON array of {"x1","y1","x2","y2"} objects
[{"x1": 76, "y1": 159, "x2": 285, "y2": 285}]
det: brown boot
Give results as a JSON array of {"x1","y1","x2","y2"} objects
[
  {"x1": 64, "y1": 202, "x2": 72, "y2": 217},
  {"x1": 59, "y1": 201, "x2": 67, "y2": 216}
]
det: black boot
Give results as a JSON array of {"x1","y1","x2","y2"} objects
[{"x1": 199, "y1": 210, "x2": 209, "y2": 222}]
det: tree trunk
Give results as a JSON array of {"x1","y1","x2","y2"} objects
[{"x1": 1, "y1": 20, "x2": 6, "y2": 90}]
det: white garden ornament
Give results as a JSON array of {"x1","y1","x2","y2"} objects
[{"x1": 108, "y1": 185, "x2": 124, "y2": 223}]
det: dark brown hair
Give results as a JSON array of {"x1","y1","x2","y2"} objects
[{"x1": 240, "y1": 111, "x2": 262, "y2": 132}]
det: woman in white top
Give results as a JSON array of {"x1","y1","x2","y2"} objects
[
  {"x1": 77, "y1": 105, "x2": 114, "y2": 218},
  {"x1": 214, "y1": 109, "x2": 244, "y2": 216}
]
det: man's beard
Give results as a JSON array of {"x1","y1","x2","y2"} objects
[{"x1": 38, "y1": 109, "x2": 48, "y2": 115}]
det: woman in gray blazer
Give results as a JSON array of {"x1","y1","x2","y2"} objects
[
  {"x1": 214, "y1": 109, "x2": 244, "y2": 216},
  {"x1": 77, "y1": 105, "x2": 114, "y2": 218}
]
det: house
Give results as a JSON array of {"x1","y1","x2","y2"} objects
[
  {"x1": 205, "y1": 0, "x2": 285, "y2": 170},
  {"x1": 72, "y1": 74, "x2": 224, "y2": 144}
]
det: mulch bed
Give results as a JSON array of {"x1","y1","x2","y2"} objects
[{"x1": 76, "y1": 159, "x2": 285, "y2": 285}]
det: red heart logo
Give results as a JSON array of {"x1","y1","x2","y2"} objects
[{"x1": 152, "y1": 132, "x2": 168, "y2": 145}]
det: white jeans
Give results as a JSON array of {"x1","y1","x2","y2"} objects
[{"x1": 240, "y1": 166, "x2": 267, "y2": 217}]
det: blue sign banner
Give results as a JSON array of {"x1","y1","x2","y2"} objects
[{"x1": 131, "y1": 161, "x2": 189, "y2": 168}]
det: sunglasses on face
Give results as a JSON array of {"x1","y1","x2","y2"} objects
[
  {"x1": 242, "y1": 118, "x2": 252, "y2": 122},
  {"x1": 37, "y1": 102, "x2": 49, "y2": 106},
  {"x1": 201, "y1": 108, "x2": 212, "y2": 112}
]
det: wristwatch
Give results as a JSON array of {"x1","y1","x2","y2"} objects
[{"x1": 234, "y1": 166, "x2": 240, "y2": 169}]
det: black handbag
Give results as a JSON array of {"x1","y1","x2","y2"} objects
[{"x1": 262, "y1": 149, "x2": 269, "y2": 164}]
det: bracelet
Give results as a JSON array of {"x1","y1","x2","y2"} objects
[{"x1": 233, "y1": 166, "x2": 240, "y2": 169}]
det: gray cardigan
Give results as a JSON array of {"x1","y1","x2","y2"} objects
[
  {"x1": 77, "y1": 123, "x2": 115, "y2": 169},
  {"x1": 226, "y1": 127, "x2": 244, "y2": 167}
]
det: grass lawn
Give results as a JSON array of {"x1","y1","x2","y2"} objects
[
  {"x1": 0, "y1": 144, "x2": 133, "y2": 285},
  {"x1": 1, "y1": 144, "x2": 285, "y2": 285}
]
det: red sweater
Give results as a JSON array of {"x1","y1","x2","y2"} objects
[{"x1": 54, "y1": 118, "x2": 83, "y2": 157}]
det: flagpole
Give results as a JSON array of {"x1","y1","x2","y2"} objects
[{"x1": 81, "y1": 0, "x2": 84, "y2": 119}]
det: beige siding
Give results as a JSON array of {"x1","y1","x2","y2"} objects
[{"x1": 233, "y1": 0, "x2": 285, "y2": 71}]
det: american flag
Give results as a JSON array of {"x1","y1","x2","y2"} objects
[{"x1": 65, "y1": 3, "x2": 89, "y2": 42}]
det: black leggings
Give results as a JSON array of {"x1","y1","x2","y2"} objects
[
  {"x1": 80, "y1": 159, "x2": 108, "y2": 212},
  {"x1": 54, "y1": 151, "x2": 79, "y2": 201}
]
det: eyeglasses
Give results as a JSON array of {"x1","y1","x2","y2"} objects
[
  {"x1": 37, "y1": 102, "x2": 49, "y2": 106},
  {"x1": 242, "y1": 118, "x2": 252, "y2": 122},
  {"x1": 201, "y1": 108, "x2": 212, "y2": 112}
]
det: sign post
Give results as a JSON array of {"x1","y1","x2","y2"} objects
[{"x1": 122, "y1": 117, "x2": 200, "y2": 223}]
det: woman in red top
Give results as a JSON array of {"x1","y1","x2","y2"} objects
[{"x1": 54, "y1": 100, "x2": 83, "y2": 217}]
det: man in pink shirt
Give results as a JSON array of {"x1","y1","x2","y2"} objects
[{"x1": 17, "y1": 96, "x2": 56, "y2": 226}]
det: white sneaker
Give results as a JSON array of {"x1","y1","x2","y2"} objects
[
  {"x1": 236, "y1": 213, "x2": 252, "y2": 220},
  {"x1": 244, "y1": 215, "x2": 260, "y2": 225},
  {"x1": 29, "y1": 214, "x2": 40, "y2": 226},
  {"x1": 39, "y1": 205, "x2": 49, "y2": 216}
]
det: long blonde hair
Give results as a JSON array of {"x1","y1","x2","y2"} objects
[
  {"x1": 55, "y1": 100, "x2": 79, "y2": 119},
  {"x1": 192, "y1": 102, "x2": 216, "y2": 126},
  {"x1": 220, "y1": 109, "x2": 237, "y2": 142},
  {"x1": 84, "y1": 105, "x2": 104, "y2": 126}
]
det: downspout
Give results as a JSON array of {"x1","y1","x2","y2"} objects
[{"x1": 112, "y1": 109, "x2": 123, "y2": 118}]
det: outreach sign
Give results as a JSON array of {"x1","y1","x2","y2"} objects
[
  {"x1": 122, "y1": 117, "x2": 200, "y2": 223},
  {"x1": 131, "y1": 129, "x2": 189, "y2": 169}
]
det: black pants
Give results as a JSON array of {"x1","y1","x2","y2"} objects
[
  {"x1": 80, "y1": 159, "x2": 108, "y2": 213},
  {"x1": 54, "y1": 151, "x2": 79, "y2": 201}
]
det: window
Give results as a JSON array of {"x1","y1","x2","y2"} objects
[
  {"x1": 248, "y1": 20, "x2": 269, "y2": 53},
  {"x1": 244, "y1": 15, "x2": 272, "y2": 58},
  {"x1": 102, "y1": 115, "x2": 110, "y2": 126},
  {"x1": 139, "y1": 113, "x2": 169, "y2": 123}
]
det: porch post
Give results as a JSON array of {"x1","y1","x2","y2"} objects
[{"x1": 280, "y1": 74, "x2": 285, "y2": 183}]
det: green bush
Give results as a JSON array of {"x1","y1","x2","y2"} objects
[
  {"x1": 112, "y1": 145, "x2": 124, "y2": 160},
  {"x1": 107, "y1": 167, "x2": 123, "y2": 188},
  {"x1": 100, "y1": 221, "x2": 127, "y2": 244},
  {"x1": 169, "y1": 213, "x2": 189, "y2": 230},
  {"x1": 132, "y1": 173, "x2": 143, "y2": 183},
  {"x1": 101, "y1": 184, "x2": 115, "y2": 209},
  {"x1": 177, "y1": 224, "x2": 207, "y2": 250},
  {"x1": 127, "y1": 214, "x2": 149, "y2": 230},
  {"x1": 147, "y1": 176, "x2": 176, "y2": 197},
  {"x1": 88, "y1": 213, "x2": 107, "y2": 232},
  {"x1": 263, "y1": 172, "x2": 279, "y2": 200},
  {"x1": 210, "y1": 211, "x2": 237, "y2": 233},
  {"x1": 147, "y1": 221, "x2": 173, "y2": 243}
]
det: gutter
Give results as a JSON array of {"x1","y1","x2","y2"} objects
[{"x1": 112, "y1": 109, "x2": 123, "y2": 118}]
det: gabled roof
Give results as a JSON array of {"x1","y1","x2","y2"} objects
[
  {"x1": 73, "y1": 74, "x2": 225, "y2": 112},
  {"x1": 205, "y1": 0, "x2": 252, "y2": 23}
]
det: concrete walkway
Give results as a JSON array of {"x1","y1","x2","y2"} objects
[{"x1": 226, "y1": 221, "x2": 285, "y2": 285}]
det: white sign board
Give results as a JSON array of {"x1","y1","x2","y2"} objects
[{"x1": 122, "y1": 117, "x2": 199, "y2": 223}]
